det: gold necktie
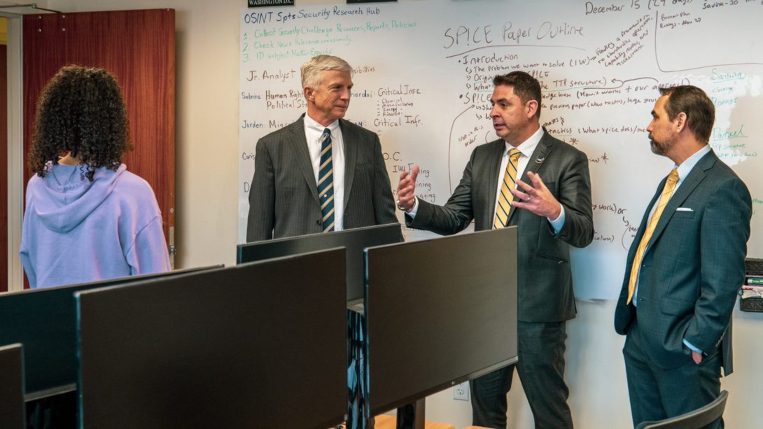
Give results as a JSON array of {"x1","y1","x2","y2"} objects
[
  {"x1": 626, "y1": 168, "x2": 679, "y2": 304},
  {"x1": 494, "y1": 148, "x2": 522, "y2": 229}
]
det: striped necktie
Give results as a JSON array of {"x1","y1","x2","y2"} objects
[
  {"x1": 626, "y1": 168, "x2": 679, "y2": 304},
  {"x1": 494, "y1": 148, "x2": 522, "y2": 229},
  {"x1": 318, "y1": 128, "x2": 335, "y2": 232}
]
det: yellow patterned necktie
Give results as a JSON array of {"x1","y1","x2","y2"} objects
[
  {"x1": 494, "y1": 148, "x2": 522, "y2": 229},
  {"x1": 626, "y1": 168, "x2": 679, "y2": 304}
]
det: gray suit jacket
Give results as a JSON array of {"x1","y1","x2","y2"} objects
[
  {"x1": 614, "y1": 150, "x2": 751, "y2": 374},
  {"x1": 246, "y1": 116, "x2": 397, "y2": 241},
  {"x1": 408, "y1": 130, "x2": 593, "y2": 323}
]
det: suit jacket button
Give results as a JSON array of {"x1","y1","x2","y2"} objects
[{"x1": 316, "y1": 219, "x2": 322, "y2": 225}]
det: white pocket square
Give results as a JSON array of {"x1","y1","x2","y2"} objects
[{"x1": 676, "y1": 207, "x2": 693, "y2": 212}]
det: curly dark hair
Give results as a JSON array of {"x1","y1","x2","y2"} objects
[{"x1": 29, "y1": 65, "x2": 132, "y2": 181}]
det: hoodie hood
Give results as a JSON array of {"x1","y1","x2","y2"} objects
[{"x1": 27, "y1": 163, "x2": 126, "y2": 233}]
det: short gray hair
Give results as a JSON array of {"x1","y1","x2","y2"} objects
[{"x1": 300, "y1": 55, "x2": 352, "y2": 88}]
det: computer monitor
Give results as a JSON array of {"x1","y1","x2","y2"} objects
[
  {"x1": 0, "y1": 265, "x2": 222, "y2": 396},
  {"x1": 77, "y1": 249, "x2": 347, "y2": 429},
  {"x1": 0, "y1": 344, "x2": 25, "y2": 429},
  {"x1": 237, "y1": 222, "x2": 403, "y2": 302},
  {"x1": 364, "y1": 227, "x2": 518, "y2": 414}
]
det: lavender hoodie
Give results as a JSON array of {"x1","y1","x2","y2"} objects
[{"x1": 19, "y1": 163, "x2": 171, "y2": 288}]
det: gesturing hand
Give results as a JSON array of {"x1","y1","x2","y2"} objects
[
  {"x1": 509, "y1": 171, "x2": 562, "y2": 219},
  {"x1": 396, "y1": 165, "x2": 420, "y2": 211}
]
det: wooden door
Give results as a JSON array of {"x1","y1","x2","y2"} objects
[{"x1": 22, "y1": 9, "x2": 176, "y2": 279}]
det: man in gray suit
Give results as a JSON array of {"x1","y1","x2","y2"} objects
[
  {"x1": 246, "y1": 55, "x2": 398, "y2": 429},
  {"x1": 247, "y1": 54, "x2": 396, "y2": 242},
  {"x1": 396, "y1": 71, "x2": 593, "y2": 429},
  {"x1": 615, "y1": 86, "x2": 751, "y2": 428}
]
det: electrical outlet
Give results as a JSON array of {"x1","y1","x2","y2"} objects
[{"x1": 453, "y1": 382, "x2": 470, "y2": 401}]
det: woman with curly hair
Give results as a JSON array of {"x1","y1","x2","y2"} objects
[{"x1": 20, "y1": 65, "x2": 170, "y2": 288}]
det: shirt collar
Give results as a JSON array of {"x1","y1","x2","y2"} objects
[
  {"x1": 504, "y1": 126, "x2": 544, "y2": 158},
  {"x1": 304, "y1": 114, "x2": 340, "y2": 135},
  {"x1": 675, "y1": 144, "x2": 711, "y2": 182}
]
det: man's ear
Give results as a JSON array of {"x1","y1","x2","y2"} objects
[
  {"x1": 674, "y1": 112, "x2": 687, "y2": 133},
  {"x1": 303, "y1": 86, "x2": 313, "y2": 101},
  {"x1": 526, "y1": 99, "x2": 539, "y2": 119}
]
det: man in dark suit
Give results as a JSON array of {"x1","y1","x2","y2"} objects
[
  {"x1": 396, "y1": 71, "x2": 593, "y2": 429},
  {"x1": 614, "y1": 85, "x2": 751, "y2": 428},
  {"x1": 247, "y1": 54, "x2": 396, "y2": 242}
]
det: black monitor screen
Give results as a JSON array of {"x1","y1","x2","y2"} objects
[
  {"x1": 237, "y1": 222, "x2": 403, "y2": 301},
  {"x1": 365, "y1": 227, "x2": 518, "y2": 414},
  {"x1": 0, "y1": 265, "x2": 222, "y2": 395},
  {"x1": 0, "y1": 344, "x2": 25, "y2": 429},
  {"x1": 77, "y1": 249, "x2": 347, "y2": 429}
]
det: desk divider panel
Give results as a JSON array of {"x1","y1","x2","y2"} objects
[
  {"x1": 76, "y1": 249, "x2": 347, "y2": 429},
  {"x1": 237, "y1": 223, "x2": 403, "y2": 302},
  {"x1": 0, "y1": 265, "x2": 222, "y2": 396},
  {"x1": 365, "y1": 227, "x2": 518, "y2": 414},
  {"x1": 0, "y1": 343, "x2": 25, "y2": 429},
  {"x1": 0, "y1": 265, "x2": 221, "y2": 395}
]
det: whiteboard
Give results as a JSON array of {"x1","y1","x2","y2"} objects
[{"x1": 239, "y1": 0, "x2": 763, "y2": 299}]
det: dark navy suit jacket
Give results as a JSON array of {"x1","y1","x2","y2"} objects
[{"x1": 615, "y1": 149, "x2": 751, "y2": 374}]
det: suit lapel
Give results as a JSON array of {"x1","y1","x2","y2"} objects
[
  {"x1": 632, "y1": 178, "x2": 665, "y2": 252},
  {"x1": 646, "y1": 151, "x2": 715, "y2": 249},
  {"x1": 340, "y1": 119, "x2": 358, "y2": 210},
  {"x1": 289, "y1": 116, "x2": 320, "y2": 202},
  {"x1": 507, "y1": 132, "x2": 553, "y2": 224}
]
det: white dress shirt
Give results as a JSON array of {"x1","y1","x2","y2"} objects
[{"x1": 304, "y1": 115, "x2": 345, "y2": 231}]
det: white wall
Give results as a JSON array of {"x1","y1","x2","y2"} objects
[
  {"x1": 44, "y1": 1, "x2": 763, "y2": 428},
  {"x1": 4, "y1": 6, "x2": 25, "y2": 292}
]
